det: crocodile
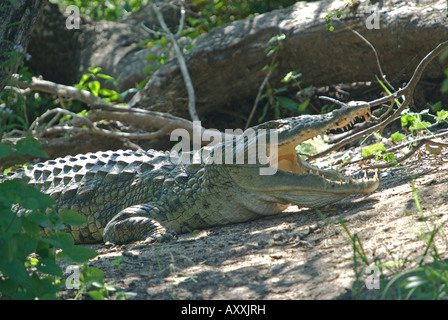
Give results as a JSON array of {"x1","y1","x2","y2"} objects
[{"x1": 1, "y1": 101, "x2": 379, "y2": 244}]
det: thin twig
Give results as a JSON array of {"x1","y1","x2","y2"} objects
[
  {"x1": 174, "y1": 0, "x2": 186, "y2": 38},
  {"x1": 318, "y1": 96, "x2": 349, "y2": 108},
  {"x1": 140, "y1": 22, "x2": 159, "y2": 36},
  {"x1": 30, "y1": 108, "x2": 94, "y2": 132},
  {"x1": 350, "y1": 29, "x2": 394, "y2": 90},
  {"x1": 245, "y1": 66, "x2": 273, "y2": 130},
  {"x1": 148, "y1": 2, "x2": 199, "y2": 122}
]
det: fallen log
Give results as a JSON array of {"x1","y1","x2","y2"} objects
[{"x1": 130, "y1": 0, "x2": 448, "y2": 124}]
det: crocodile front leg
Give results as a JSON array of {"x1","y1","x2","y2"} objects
[{"x1": 103, "y1": 203, "x2": 177, "y2": 244}]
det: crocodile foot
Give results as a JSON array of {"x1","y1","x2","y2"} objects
[{"x1": 103, "y1": 203, "x2": 177, "y2": 244}]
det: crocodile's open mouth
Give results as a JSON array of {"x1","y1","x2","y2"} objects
[
  {"x1": 227, "y1": 102, "x2": 379, "y2": 206},
  {"x1": 266, "y1": 107, "x2": 378, "y2": 190}
]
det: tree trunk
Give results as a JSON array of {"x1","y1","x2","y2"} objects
[{"x1": 0, "y1": 0, "x2": 46, "y2": 91}]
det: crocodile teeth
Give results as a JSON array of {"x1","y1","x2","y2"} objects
[{"x1": 319, "y1": 130, "x2": 325, "y2": 140}]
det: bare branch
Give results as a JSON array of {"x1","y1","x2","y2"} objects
[
  {"x1": 245, "y1": 64, "x2": 274, "y2": 130},
  {"x1": 12, "y1": 75, "x2": 108, "y2": 107},
  {"x1": 174, "y1": 0, "x2": 186, "y2": 38},
  {"x1": 147, "y1": 2, "x2": 199, "y2": 122},
  {"x1": 350, "y1": 29, "x2": 394, "y2": 91},
  {"x1": 140, "y1": 22, "x2": 159, "y2": 37},
  {"x1": 12, "y1": 74, "x2": 235, "y2": 143},
  {"x1": 318, "y1": 96, "x2": 349, "y2": 108},
  {"x1": 30, "y1": 107, "x2": 94, "y2": 132}
]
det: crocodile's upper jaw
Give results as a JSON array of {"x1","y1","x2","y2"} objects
[{"x1": 225, "y1": 101, "x2": 379, "y2": 208}]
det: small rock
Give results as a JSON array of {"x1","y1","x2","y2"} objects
[
  {"x1": 269, "y1": 252, "x2": 283, "y2": 259},
  {"x1": 122, "y1": 250, "x2": 137, "y2": 258},
  {"x1": 296, "y1": 227, "x2": 310, "y2": 239}
]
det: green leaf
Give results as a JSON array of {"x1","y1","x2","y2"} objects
[
  {"x1": 15, "y1": 136, "x2": 49, "y2": 158},
  {"x1": 28, "y1": 258, "x2": 39, "y2": 267},
  {"x1": 383, "y1": 153, "x2": 395, "y2": 163},
  {"x1": 0, "y1": 143, "x2": 12, "y2": 159},
  {"x1": 88, "y1": 81, "x2": 101, "y2": 96},
  {"x1": 0, "y1": 180, "x2": 23, "y2": 207},
  {"x1": 96, "y1": 73, "x2": 114, "y2": 80},
  {"x1": 59, "y1": 246, "x2": 98, "y2": 263},
  {"x1": 3, "y1": 258, "x2": 30, "y2": 284},
  {"x1": 391, "y1": 131, "x2": 406, "y2": 142},
  {"x1": 258, "y1": 102, "x2": 269, "y2": 123},
  {"x1": 266, "y1": 47, "x2": 277, "y2": 56},
  {"x1": 37, "y1": 258, "x2": 63, "y2": 277},
  {"x1": 362, "y1": 143, "x2": 385, "y2": 157},
  {"x1": 275, "y1": 96, "x2": 299, "y2": 112},
  {"x1": 21, "y1": 186, "x2": 54, "y2": 211},
  {"x1": 146, "y1": 54, "x2": 159, "y2": 61},
  {"x1": 21, "y1": 217, "x2": 41, "y2": 236},
  {"x1": 88, "y1": 290, "x2": 105, "y2": 300},
  {"x1": 67, "y1": 246, "x2": 98, "y2": 262},
  {"x1": 431, "y1": 101, "x2": 442, "y2": 112},
  {"x1": 23, "y1": 211, "x2": 48, "y2": 225},
  {"x1": 298, "y1": 99, "x2": 310, "y2": 114},
  {"x1": 436, "y1": 109, "x2": 448, "y2": 122},
  {"x1": 400, "y1": 112, "x2": 418, "y2": 127},
  {"x1": 44, "y1": 232, "x2": 74, "y2": 251},
  {"x1": 116, "y1": 292, "x2": 137, "y2": 300},
  {"x1": 77, "y1": 73, "x2": 91, "y2": 88},
  {"x1": 159, "y1": 36, "x2": 169, "y2": 47},
  {"x1": 281, "y1": 71, "x2": 301, "y2": 83},
  {"x1": 81, "y1": 266, "x2": 104, "y2": 283},
  {"x1": 98, "y1": 89, "x2": 120, "y2": 100},
  {"x1": 442, "y1": 77, "x2": 448, "y2": 93},
  {"x1": 60, "y1": 210, "x2": 86, "y2": 226},
  {"x1": 16, "y1": 235, "x2": 38, "y2": 259},
  {"x1": 0, "y1": 276, "x2": 20, "y2": 295},
  {"x1": 409, "y1": 121, "x2": 431, "y2": 132},
  {"x1": 88, "y1": 67, "x2": 102, "y2": 74},
  {"x1": 0, "y1": 180, "x2": 54, "y2": 212}
]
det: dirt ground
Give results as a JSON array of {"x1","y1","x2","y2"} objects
[{"x1": 68, "y1": 134, "x2": 448, "y2": 300}]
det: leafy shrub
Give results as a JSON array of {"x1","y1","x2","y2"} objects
[{"x1": 0, "y1": 137, "x2": 97, "y2": 300}]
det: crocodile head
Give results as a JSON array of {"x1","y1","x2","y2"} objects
[{"x1": 221, "y1": 101, "x2": 379, "y2": 208}]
